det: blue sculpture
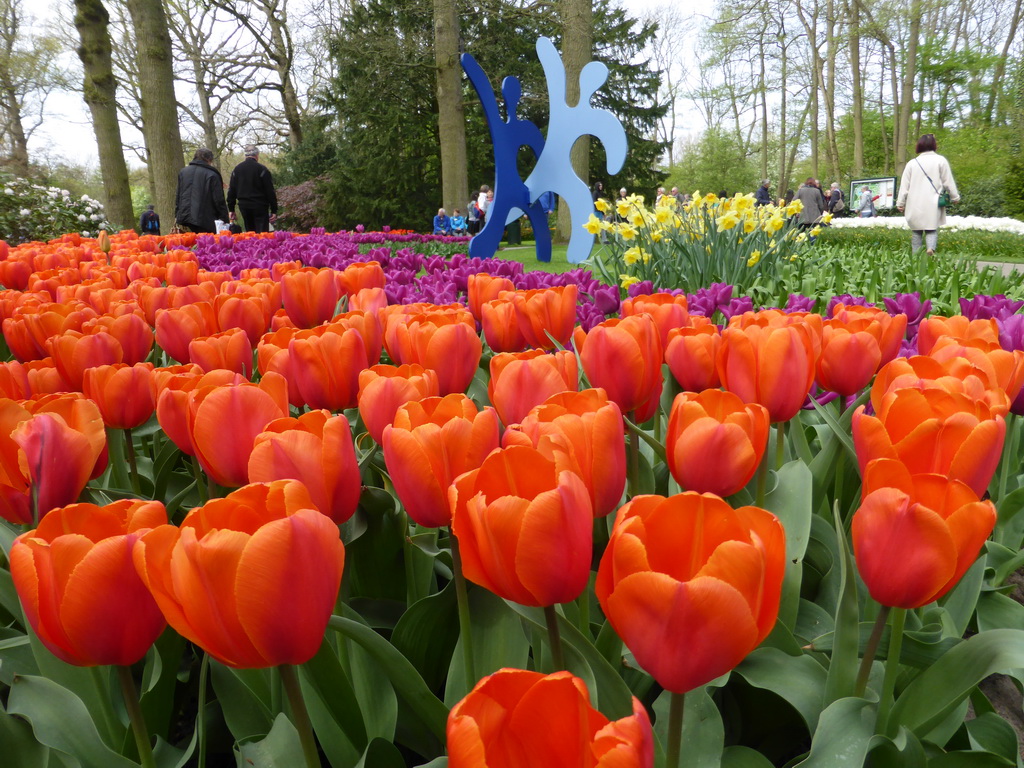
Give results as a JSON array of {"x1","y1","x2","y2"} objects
[
  {"x1": 461, "y1": 36, "x2": 629, "y2": 264},
  {"x1": 461, "y1": 54, "x2": 552, "y2": 262}
]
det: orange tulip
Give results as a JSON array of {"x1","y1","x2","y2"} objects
[
  {"x1": 577, "y1": 314, "x2": 663, "y2": 421},
  {"x1": 870, "y1": 354, "x2": 1012, "y2": 417},
  {"x1": 11, "y1": 499, "x2": 167, "y2": 666},
  {"x1": 45, "y1": 330, "x2": 123, "y2": 390},
  {"x1": 502, "y1": 388, "x2": 625, "y2": 518},
  {"x1": 4, "y1": 302, "x2": 97, "y2": 362},
  {"x1": 83, "y1": 362, "x2": 155, "y2": 429},
  {"x1": 382, "y1": 394, "x2": 500, "y2": 527},
  {"x1": 330, "y1": 310, "x2": 383, "y2": 368},
  {"x1": 280, "y1": 267, "x2": 343, "y2": 328},
  {"x1": 917, "y1": 315, "x2": 1000, "y2": 355},
  {"x1": 349, "y1": 287, "x2": 388, "y2": 314},
  {"x1": 186, "y1": 374, "x2": 290, "y2": 487},
  {"x1": 357, "y1": 363, "x2": 440, "y2": 443},
  {"x1": 852, "y1": 387, "x2": 1005, "y2": 496},
  {"x1": 448, "y1": 669, "x2": 654, "y2": 768},
  {"x1": 595, "y1": 492, "x2": 785, "y2": 693},
  {"x1": 380, "y1": 302, "x2": 438, "y2": 360},
  {"x1": 133, "y1": 480, "x2": 345, "y2": 668},
  {"x1": 86, "y1": 311, "x2": 154, "y2": 365},
  {"x1": 449, "y1": 446, "x2": 592, "y2": 606},
  {"x1": 255, "y1": 326, "x2": 304, "y2": 407},
  {"x1": 154, "y1": 369, "x2": 245, "y2": 455},
  {"x1": 928, "y1": 338, "x2": 1024, "y2": 404},
  {"x1": 155, "y1": 302, "x2": 218, "y2": 364},
  {"x1": 511, "y1": 285, "x2": 578, "y2": 350},
  {"x1": 481, "y1": 299, "x2": 527, "y2": 353},
  {"x1": 816, "y1": 309, "x2": 908, "y2": 397},
  {"x1": 488, "y1": 349, "x2": 577, "y2": 426},
  {"x1": 666, "y1": 390, "x2": 770, "y2": 497},
  {"x1": 718, "y1": 323, "x2": 817, "y2": 423},
  {"x1": 0, "y1": 395, "x2": 107, "y2": 522},
  {"x1": 339, "y1": 261, "x2": 386, "y2": 295},
  {"x1": 391, "y1": 312, "x2": 482, "y2": 395},
  {"x1": 189, "y1": 328, "x2": 254, "y2": 378},
  {"x1": 287, "y1": 323, "x2": 367, "y2": 410},
  {"x1": 620, "y1": 292, "x2": 695, "y2": 349},
  {"x1": 853, "y1": 458, "x2": 996, "y2": 609},
  {"x1": 829, "y1": 304, "x2": 906, "y2": 365},
  {"x1": 214, "y1": 294, "x2": 272, "y2": 345},
  {"x1": 248, "y1": 410, "x2": 361, "y2": 524},
  {"x1": 467, "y1": 273, "x2": 515, "y2": 321},
  {"x1": 665, "y1": 325, "x2": 721, "y2": 392}
]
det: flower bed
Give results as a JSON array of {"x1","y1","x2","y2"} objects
[
  {"x1": 832, "y1": 213, "x2": 1024, "y2": 235},
  {"x1": 0, "y1": 228, "x2": 1023, "y2": 767}
]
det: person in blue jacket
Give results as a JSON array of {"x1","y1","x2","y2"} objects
[
  {"x1": 754, "y1": 179, "x2": 772, "y2": 206},
  {"x1": 433, "y1": 208, "x2": 452, "y2": 235},
  {"x1": 450, "y1": 209, "x2": 467, "y2": 234}
]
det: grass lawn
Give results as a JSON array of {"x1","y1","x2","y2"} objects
[
  {"x1": 493, "y1": 240, "x2": 606, "y2": 273},
  {"x1": 818, "y1": 224, "x2": 1024, "y2": 262}
]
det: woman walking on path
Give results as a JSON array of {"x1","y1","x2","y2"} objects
[{"x1": 896, "y1": 134, "x2": 960, "y2": 255}]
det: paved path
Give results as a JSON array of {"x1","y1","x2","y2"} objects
[{"x1": 979, "y1": 261, "x2": 1024, "y2": 276}]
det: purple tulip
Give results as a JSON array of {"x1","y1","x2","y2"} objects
[
  {"x1": 785, "y1": 294, "x2": 817, "y2": 313},
  {"x1": 827, "y1": 294, "x2": 874, "y2": 317}
]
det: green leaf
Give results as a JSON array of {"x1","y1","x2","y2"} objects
[
  {"x1": 344, "y1": 488, "x2": 407, "y2": 601},
  {"x1": 793, "y1": 697, "x2": 875, "y2": 767},
  {"x1": 939, "y1": 558, "x2": 985, "y2": 637},
  {"x1": 209, "y1": 662, "x2": 274, "y2": 742},
  {"x1": 327, "y1": 614, "x2": 448, "y2": 743},
  {"x1": 354, "y1": 738, "x2": 406, "y2": 768},
  {"x1": 391, "y1": 582, "x2": 460, "y2": 693},
  {"x1": 299, "y1": 642, "x2": 367, "y2": 767},
  {"x1": 810, "y1": 396, "x2": 856, "y2": 461},
  {"x1": 7, "y1": 675, "x2": 138, "y2": 768},
  {"x1": 0, "y1": 706, "x2": 48, "y2": 768},
  {"x1": 652, "y1": 688, "x2": 723, "y2": 768},
  {"x1": 140, "y1": 630, "x2": 186, "y2": 743},
  {"x1": 822, "y1": 505, "x2": 860, "y2": 706},
  {"x1": 416, "y1": 760, "x2": 448, "y2": 768},
  {"x1": 928, "y1": 753, "x2": 1014, "y2": 768},
  {"x1": 444, "y1": 589, "x2": 529, "y2": 705},
  {"x1": 764, "y1": 460, "x2": 813, "y2": 630},
  {"x1": 234, "y1": 712, "x2": 303, "y2": 767},
  {"x1": 722, "y1": 746, "x2": 775, "y2": 767},
  {"x1": 890, "y1": 629, "x2": 1024, "y2": 737},
  {"x1": 966, "y1": 712, "x2": 1019, "y2": 763},
  {"x1": 735, "y1": 647, "x2": 827, "y2": 732},
  {"x1": 976, "y1": 592, "x2": 1024, "y2": 633}
]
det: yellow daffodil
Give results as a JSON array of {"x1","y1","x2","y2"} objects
[
  {"x1": 743, "y1": 217, "x2": 757, "y2": 233},
  {"x1": 810, "y1": 226, "x2": 822, "y2": 237},
  {"x1": 623, "y1": 246, "x2": 642, "y2": 265},
  {"x1": 655, "y1": 207, "x2": 672, "y2": 224},
  {"x1": 583, "y1": 214, "x2": 603, "y2": 235},
  {"x1": 747, "y1": 250, "x2": 762, "y2": 267},
  {"x1": 600, "y1": 220, "x2": 614, "y2": 232},
  {"x1": 821, "y1": 212, "x2": 833, "y2": 224},
  {"x1": 651, "y1": 230, "x2": 664, "y2": 243},
  {"x1": 716, "y1": 211, "x2": 740, "y2": 231},
  {"x1": 620, "y1": 274, "x2": 640, "y2": 288},
  {"x1": 786, "y1": 199, "x2": 804, "y2": 217},
  {"x1": 616, "y1": 200, "x2": 632, "y2": 218},
  {"x1": 595, "y1": 198, "x2": 610, "y2": 213},
  {"x1": 618, "y1": 223, "x2": 638, "y2": 240},
  {"x1": 796, "y1": 232, "x2": 808, "y2": 243},
  {"x1": 630, "y1": 212, "x2": 645, "y2": 228},
  {"x1": 764, "y1": 215, "x2": 785, "y2": 234}
]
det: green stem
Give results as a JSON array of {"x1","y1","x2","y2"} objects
[
  {"x1": 117, "y1": 666, "x2": 156, "y2": 768},
  {"x1": 998, "y1": 415, "x2": 1018, "y2": 501},
  {"x1": 89, "y1": 666, "x2": 121, "y2": 749},
  {"x1": 876, "y1": 607, "x2": 906, "y2": 735},
  {"x1": 401, "y1": 510, "x2": 420, "y2": 606},
  {"x1": 666, "y1": 690, "x2": 685, "y2": 768},
  {"x1": 577, "y1": 586, "x2": 591, "y2": 639},
  {"x1": 627, "y1": 410, "x2": 640, "y2": 498},
  {"x1": 834, "y1": 447, "x2": 846, "y2": 520},
  {"x1": 854, "y1": 604, "x2": 891, "y2": 698},
  {"x1": 543, "y1": 604, "x2": 566, "y2": 671},
  {"x1": 197, "y1": 654, "x2": 210, "y2": 768},
  {"x1": 124, "y1": 428, "x2": 140, "y2": 495},
  {"x1": 106, "y1": 426, "x2": 129, "y2": 490},
  {"x1": 279, "y1": 664, "x2": 320, "y2": 768},
  {"x1": 775, "y1": 419, "x2": 786, "y2": 470},
  {"x1": 755, "y1": 451, "x2": 768, "y2": 508},
  {"x1": 449, "y1": 530, "x2": 477, "y2": 686},
  {"x1": 190, "y1": 454, "x2": 209, "y2": 504}
]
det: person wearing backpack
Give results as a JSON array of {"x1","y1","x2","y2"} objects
[
  {"x1": 826, "y1": 183, "x2": 845, "y2": 215},
  {"x1": 139, "y1": 205, "x2": 160, "y2": 235},
  {"x1": 857, "y1": 186, "x2": 876, "y2": 218}
]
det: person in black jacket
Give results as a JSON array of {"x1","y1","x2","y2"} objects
[
  {"x1": 227, "y1": 145, "x2": 278, "y2": 233},
  {"x1": 175, "y1": 148, "x2": 229, "y2": 233},
  {"x1": 754, "y1": 179, "x2": 772, "y2": 206},
  {"x1": 139, "y1": 204, "x2": 160, "y2": 235}
]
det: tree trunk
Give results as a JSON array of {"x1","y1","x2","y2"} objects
[
  {"x1": 73, "y1": 0, "x2": 133, "y2": 230},
  {"x1": 433, "y1": 0, "x2": 467, "y2": 217},
  {"x1": 985, "y1": 0, "x2": 1023, "y2": 124},
  {"x1": 895, "y1": 0, "x2": 922, "y2": 174},
  {"x1": 124, "y1": 0, "x2": 184, "y2": 232},
  {"x1": 0, "y1": 83, "x2": 29, "y2": 175},
  {"x1": 778, "y1": 25, "x2": 790, "y2": 186},
  {"x1": 758, "y1": 32, "x2": 768, "y2": 181},
  {"x1": 823, "y1": 0, "x2": 841, "y2": 180},
  {"x1": 268, "y1": 10, "x2": 303, "y2": 148},
  {"x1": 556, "y1": 0, "x2": 592, "y2": 244},
  {"x1": 849, "y1": 0, "x2": 864, "y2": 175}
]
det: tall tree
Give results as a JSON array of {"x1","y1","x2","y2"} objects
[
  {"x1": 433, "y1": 0, "x2": 468, "y2": 215},
  {"x1": 895, "y1": 0, "x2": 922, "y2": 173},
  {"x1": 72, "y1": 0, "x2": 133, "y2": 228},
  {"x1": 556, "y1": 0, "x2": 593, "y2": 243},
  {"x1": 124, "y1": 0, "x2": 184, "y2": 229}
]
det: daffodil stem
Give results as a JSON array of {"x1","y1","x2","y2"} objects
[
  {"x1": 279, "y1": 664, "x2": 320, "y2": 768},
  {"x1": 854, "y1": 604, "x2": 891, "y2": 698},
  {"x1": 124, "y1": 428, "x2": 140, "y2": 495},
  {"x1": 666, "y1": 690, "x2": 685, "y2": 768},
  {"x1": 191, "y1": 455, "x2": 208, "y2": 504},
  {"x1": 117, "y1": 666, "x2": 156, "y2": 768},
  {"x1": 543, "y1": 604, "x2": 566, "y2": 671},
  {"x1": 627, "y1": 410, "x2": 641, "y2": 498},
  {"x1": 877, "y1": 608, "x2": 906, "y2": 735},
  {"x1": 449, "y1": 530, "x2": 477, "y2": 687}
]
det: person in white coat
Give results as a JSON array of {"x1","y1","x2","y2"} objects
[{"x1": 896, "y1": 134, "x2": 960, "y2": 255}]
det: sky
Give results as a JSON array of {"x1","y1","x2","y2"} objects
[{"x1": 27, "y1": 0, "x2": 711, "y2": 170}]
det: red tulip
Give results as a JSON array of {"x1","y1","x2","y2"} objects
[
  {"x1": 133, "y1": 480, "x2": 344, "y2": 668},
  {"x1": 449, "y1": 446, "x2": 592, "y2": 606},
  {"x1": 11, "y1": 499, "x2": 167, "y2": 666},
  {"x1": 596, "y1": 492, "x2": 785, "y2": 693}
]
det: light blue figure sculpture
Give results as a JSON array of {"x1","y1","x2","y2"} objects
[
  {"x1": 461, "y1": 54, "x2": 553, "y2": 262},
  {"x1": 523, "y1": 37, "x2": 628, "y2": 264}
]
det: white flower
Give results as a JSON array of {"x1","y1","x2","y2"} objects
[
  {"x1": 78, "y1": 214, "x2": 87, "y2": 222},
  {"x1": 4, "y1": 188, "x2": 12, "y2": 194},
  {"x1": 831, "y1": 215, "x2": 1024, "y2": 236},
  {"x1": 18, "y1": 208, "x2": 30, "y2": 216},
  {"x1": 91, "y1": 213, "x2": 101, "y2": 221},
  {"x1": 81, "y1": 231, "x2": 90, "y2": 237}
]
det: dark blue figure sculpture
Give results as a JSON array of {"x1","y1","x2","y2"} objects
[{"x1": 461, "y1": 54, "x2": 553, "y2": 263}]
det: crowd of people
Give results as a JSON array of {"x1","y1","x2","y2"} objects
[{"x1": 172, "y1": 145, "x2": 279, "y2": 235}]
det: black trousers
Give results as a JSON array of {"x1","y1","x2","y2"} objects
[{"x1": 240, "y1": 208, "x2": 271, "y2": 233}]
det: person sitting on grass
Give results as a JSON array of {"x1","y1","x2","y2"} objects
[
  {"x1": 450, "y1": 208, "x2": 467, "y2": 235},
  {"x1": 433, "y1": 208, "x2": 452, "y2": 235}
]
